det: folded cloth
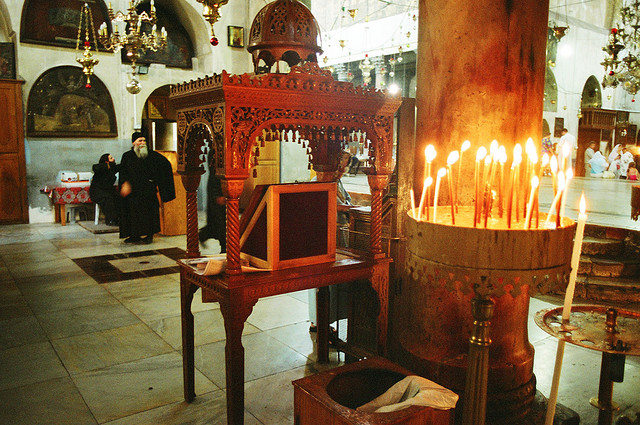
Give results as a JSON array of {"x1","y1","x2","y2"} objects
[{"x1": 357, "y1": 375, "x2": 458, "y2": 413}]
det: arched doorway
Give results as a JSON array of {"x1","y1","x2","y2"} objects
[{"x1": 581, "y1": 75, "x2": 602, "y2": 109}]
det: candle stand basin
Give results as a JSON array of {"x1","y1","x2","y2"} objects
[{"x1": 391, "y1": 207, "x2": 576, "y2": 424}]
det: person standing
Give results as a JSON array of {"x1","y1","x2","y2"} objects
[
  {"x1": 119, "y1": 131, "x2": 176, "y2": 244},
  {"x1": 559, "y1": 128, "x2": 577, "y2": 168},
  {"x1": 90, "y1": 153, "x2": 120, "y2": 226},
  {"x1": 584, "y1": 142, "x2": 597, "y2": 176}
]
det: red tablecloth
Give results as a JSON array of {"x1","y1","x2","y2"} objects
[{"x1": 42, "y1": 185, "x2": 92, "y2": 204}]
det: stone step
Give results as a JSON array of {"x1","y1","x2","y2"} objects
[
  {"x1": 581, "y1": 236, "x2": 625, "y2": 257},
  {"x1": 584, "y1": 224, "x2": 629, "y2": 241},
  {"x1": 575, "y1": 275, "x2": 640, "y2": 304},
  {"x1": 578, "y1": 256, "x2": 640, "y2": 278}
]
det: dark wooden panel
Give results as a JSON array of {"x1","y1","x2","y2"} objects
[
  {"x1": 0, "y1": 84, "x2": 18, "y2": 153},
  {"x1": 0, "y1": 155, "x2": 23, "y2": 222}
]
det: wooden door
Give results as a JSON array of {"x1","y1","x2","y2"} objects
[{"x1": 0, "y1": 80, "x2": 28, "y2": 223}]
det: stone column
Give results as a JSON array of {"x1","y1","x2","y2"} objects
[{"x1": 415, "y1": 0, "x2": 549, "y2": 204}]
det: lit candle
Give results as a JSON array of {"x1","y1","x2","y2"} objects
[
  {"x1": 544, "y1": 171, "x2": 565, "y2": 228},
  {"x1": 562, "y1": 142, "x2": 571, "y2": 173},
  {"x1": 474, "y1": 147, "x2": 487, "y2": 227},
  {"x1": 410, "y1": 188, "x2": 416, "y2": 219},
  {"x1": 550, "y1": 155, "x2": 558, "y2": 195},
  {"x1": 481, "y1": 155, "x2": 491, "y2": 225},
  {"x1": 545, "y1": 194, "x2": 587, "y2": 425},
  {"x1": 498, "y1": 146, "x2": 507, "y2": 218},
  {"x1": 447, "y1": 151, "x2": 460, "y2": 225},
  {"x1": 433, "y1": 168, "x2": 446, "y2": 223},
  {"x1": 513, "y1": 144, "x2": 523, "y2": 221},
  {"x1": 457, "y1": 140, "x2": 471, "y2": 212},
  {"x1": 524, "y1": 176, "x2": 539, "y2": 230},
  {"x1": 560, "y1": 168, "x2": 574, "y2": 218},
  {"x1": 507, "y1": 151, "x2": 522, "y2": 228},
  {"x1": 417, "y1": 177, "x2": 433, "y2": 221},
  {"x1": 424, "y1": 145, "x2": 436, "y2": 219},
  {"x1": 563, "y1": 193, "x2": 587, "y2": 321}
]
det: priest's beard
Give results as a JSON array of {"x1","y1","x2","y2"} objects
[{"x1": 134, "y1": 144, "x2": 148, "y2": 159}]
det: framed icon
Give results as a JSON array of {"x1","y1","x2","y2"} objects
[
  {"x1": 0, "y1": 43, "x2": 16, "y2": 79},
  {"x1": 228, "y1": 26, "x2": 244, "y2": 48}
]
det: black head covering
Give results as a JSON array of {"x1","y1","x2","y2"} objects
[
  {"x1": 131, "y1": 131, "x2": 145, "y2": 143},
  {"x1": 99, "y1": 153, "x2": 111, "y2": 164}
]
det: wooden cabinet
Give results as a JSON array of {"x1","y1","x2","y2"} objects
[{"x1": 0, "y1": 80, "x2": 28, "y2": 223}]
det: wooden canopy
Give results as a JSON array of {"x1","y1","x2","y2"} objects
[{"x1": 169, "y1": 62, "x2": 402, "y2": 272}]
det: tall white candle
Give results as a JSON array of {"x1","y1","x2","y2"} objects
[
  {"x1": 560, "y1": 168, "x2": 574, "y2": 218},
  {"x1": 545, "y1": 194, "x2": 588, "y2": 425},
  {"x1": 410, "y1": 188, "x2": 416, "y2": 219},
  {"x1": 433, "y1": 168, "x2": 446, "y2": 223},
  {"x1": 417, "y1": 177, "x2": 433, "y2": 221},
  {"x1": 523, "y1": 176, "x2": 539, "y2": 230},
  {"x1": 562, "y1": 193, "x2": 587, "y2": 322},
  {"x1": 544, "y1": 171, "x2": 565, "y2": 228}
]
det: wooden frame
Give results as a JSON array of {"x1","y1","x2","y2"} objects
[
  {"x1": 240, "y1": 182, "x2": 337, "y2": 270},
  {"x1": 227, "y1": 26, "x2": 244, "y2": 48},
  {"x1": 26, "y1": 66, "x2": 117, "y2": 138},
  {"x1": 0, "y1": 43, "x2": 16, "y2": 79}
]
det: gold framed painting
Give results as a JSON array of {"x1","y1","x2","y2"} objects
[{"x1": 228, "y1": 26, "x2": 244, "y2": 48}]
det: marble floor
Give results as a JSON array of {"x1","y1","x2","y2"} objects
[{"x1": 1, "y1": 194, "x2": 639, "y2": 424}]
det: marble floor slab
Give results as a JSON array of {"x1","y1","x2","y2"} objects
[
  {"x1": 72, "y1": 352, "x2": 216, "y2": 423},
  {"x1": 0, "y1": 315, "x2": 48, "y2": 349},
  {"x1": 51, "y1": 322, "x2": 174, "y2": 374},
  {"x1": 109, "y1": 254, "x2": 179, "y2": 273},
  {"x1": 0, "y1": 341, "x2": 68, "y2": 391}
]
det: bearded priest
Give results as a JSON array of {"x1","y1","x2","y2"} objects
[{"x1": 118, "y1": 131, "x2": 176, "y2": 244}]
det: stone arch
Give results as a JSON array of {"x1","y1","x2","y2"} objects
[
  {"x1": 581, "y1": 75, "x2": 602, "y2": 109},
  {"x1": 0, "y1": 0, "x2": 13, "y2": 41}
]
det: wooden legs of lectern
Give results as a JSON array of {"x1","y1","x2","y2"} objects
[
  {"x1": 180, "y1": 174, "x2": 202, "y2": 259},
  {"x1": 180, "y1": 279, "x2": 198, "y2": 402}
]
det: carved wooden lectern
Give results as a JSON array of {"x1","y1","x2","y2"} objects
[{"x1": 169, "y1": 63, "x2": 402, "y2": 425}]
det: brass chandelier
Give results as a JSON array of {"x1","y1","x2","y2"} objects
[
  {"x1": 75, "y1": 3, "x2": 100, "y2": 89},
  {"x1": 601, "y1": 0, "x2": 640, "y2": 95},
  {"x1": 196, "y1": 0, "x2": 229, "y2": 46},
  {"x1": 98, "y1": 0, "x2": 167, "y2": 94}
]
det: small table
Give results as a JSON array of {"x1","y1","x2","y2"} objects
[
  {"x1": 41, "y1": 184, "x2": 93, "y2": 226},
  {"x1": 178, "y1": 251, "x2": 391, "y2": 425},
  {"x1": 535, "y1": 305, "x2": 640, "y2": 425}
]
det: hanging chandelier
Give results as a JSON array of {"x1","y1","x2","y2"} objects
[
  {"x1": 359, "y1": 54, "x2": 375, "y2": 86},
  {"x1": 75, "y1": 3, "x2": 100, "y2": 89},
  {"x1": 196, "y1": 0, "x2": 229, "y2": 46},
  {"x1": 98, "y1": 0, "x2": 167, "y2": 94},
  {"x1": 601, "y1": 0, "x2": 640, "y2": 95}
]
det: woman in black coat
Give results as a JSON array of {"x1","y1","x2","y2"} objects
[{"x1": 90, "y1": 153, "x2": 121, "y2": 226}]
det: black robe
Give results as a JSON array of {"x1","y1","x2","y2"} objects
[
  {"x1": 90, "y1": 162, "x2": 120, "y2": 224},
  {"x1": 119, "y1": 149, "x2": 175, "y2": 239}
]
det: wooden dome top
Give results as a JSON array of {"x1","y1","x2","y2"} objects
[{"x1": 247, "y1": 0, "x2": 323, "y2": 73}]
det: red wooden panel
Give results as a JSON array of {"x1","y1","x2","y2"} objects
[
  {"x1": 0, "y1": 85, "x2": 18, "y2": 153},
  {"x1": 0, "y1": 155, "x2": 23, "y2": 222}
]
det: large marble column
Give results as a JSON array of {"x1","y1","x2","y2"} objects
[{"x1": 415, "y1": 0, "x2": 549, "y2": 204}]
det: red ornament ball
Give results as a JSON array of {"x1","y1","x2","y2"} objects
[
  {"x1": 612, "y1": 28, "x2": 618, "y2": 34},
  {"x1": 84, "y1": 41, "x2": 91, "y2": 47},
  {"x1": 210, "y1": 37, "x2": 219, "y2": 46},
  {"x1": 633, "y1": 98, "x2": 636, "y2": 102},
  {"x1": 85, "y1": 83, "x2": 92, "y2": 89},
  {"x1": 609, "y1": 71, "x2": 615, "y2": 76}
]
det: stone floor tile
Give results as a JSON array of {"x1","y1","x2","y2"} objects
[
  {"x1": 194, "y1": 331, "x2": 309, "y2": 389},
  {"x1": 0, "y1": 341, "x2": 67, "y2": 391},
  {"x1": 52, "y1": 323, "x2": 174, "y2": 374},
  {"x1": 72, "y1": 352, "x2": 216, "y2": 424},
  {"x1": 147, "y1": 308, "x2": 259, "y2": 350},
  {"x1": 0, "y1": 315, "x2": 48, "y2": 349},
  {"x1": 36, "y1": 302, "x2": 141, "y2": 340},
  {"x1": 0, "y1": 376, "x2": 98, "y2": 425},
  {"x1": 246, "y1": 294, "x2": 310, "y2": 331},
  {"x1": 102, "y1": 389, "x2": 262, "y2": 425},
  {"x1": 23, "y1": 284, "x2": 118, "y2": 315}
]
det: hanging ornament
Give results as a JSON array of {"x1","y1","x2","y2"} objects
[
  {"x1": 75, "y1": 3, "x2": 100, "y2": 88},
  {"x1": 348, "y1": 8, "x2": 358, "y2": 20},
  {"x1": 323, "y1": 56, "x2": 328, "y2": 64},
  {"x1": 339, "y1": 39, "x2": 346, "y2": 48}
]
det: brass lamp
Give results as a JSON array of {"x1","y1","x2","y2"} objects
[
  {"x1": 196, "y1": 0, "x2": 229, "y2": 46},
  {"x1": 75, "y1": 3, "x2": 100, "y2": 88}
]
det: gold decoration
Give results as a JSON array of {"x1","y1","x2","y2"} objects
[
  {"x1": 75, "y1": 3, "x2": 100, "y2": 88},
  {"x1": 197, "y1": 0, "x2": 229, "y2": 44}
]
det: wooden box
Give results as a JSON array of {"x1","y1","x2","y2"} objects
[
  {"x1": 293, "y1": 357, "x2": 455, "y2": 425},
  {"x1": 240, "y1": 182, "x2": 336, "y2": 270}
]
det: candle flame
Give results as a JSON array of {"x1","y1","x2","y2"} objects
[
  {"x1": 490, "y1": 140, "x2": 499, "y2": 157},
  {"x1": 437, "y1": 168, "x2": 447, "y2": 178},
  {"x1": 579, "y1": 192, "x2": 586, "y2": 214},
  {"x1": 498, "y1": 146, "x2": 507, "y2": 163},
  {"x1": 542, "y1": 153, "x2": 550, "y2": 167},
  {"x1": 514, "y1": 143, "x2": 522, "y2": 158},
  {"x1": 557, "y1": 171, "x2": 566, "y2": 191},
  {"x1": 425, "y1": 145, "x2": 436, "y2": 162},
  {"x1": 484, "y1": 155, "x2": 492, "y2": 166},
  {"x1": 530, "y1": 151, "x2": 538, "y2": 165},
  {"x1": 476, "y1": 146, "x2": 487, "y2": 161},
  {"x1": 550, "y1": 155, "x2": 558, "y2": 173},
  {"x1": 425, "y1": 176, "x2": 433, "y2": 186},
  {"x1": 461, "y1": 140, "x2": 471, "y2": 152},
  {"x1": 447, "y1": 150, "x2": 459, "y2": 165},
  {"x1": 531, "y1": 175, "x2": 539, "y2": 189},
  {"x1": 566, "y1": 168, "x2": 574, "y2": 180},
  {"x1": 525, "y1": 138, "x2": 536, "y2": 156}
]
